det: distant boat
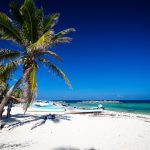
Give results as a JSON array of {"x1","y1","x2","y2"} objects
[{"x1": 98, "y1": 104, "x2": 104, "y2": 109}]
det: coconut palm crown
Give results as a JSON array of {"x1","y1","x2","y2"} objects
[{"x1": 0, "y1": 0, "x2": 75, "y2": 111}]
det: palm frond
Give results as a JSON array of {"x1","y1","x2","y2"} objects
[
  {"x1": 19, "y1": 27, "x2": 29, "y2": 46},
  {"x1": 29, "y1": 30, "x2": 54, "y2": 51},
  {"x1": 0, "y1": 12, "x2": 22, "y2": 43},
  {"x1": 51, "y1": 28, "x2": 75, "y2": 43},
  {"x1": 0, "y1": 80, "x2": 7, "y2": 93},
  {"x1": 36, "y1": 7, "x2": 44, "y2": 38},
  {"x1": 39, "y1": 57, "x2": 72, "y2": 88},
  {"x1": 53, "y1": 37, "x2": 72, "y2": 44},
  {"x1": 44, "y1": 13, "x2": 60, "y2": 32},
  {"x1": 9, "y1": 1, "x2": 23, "y2": 25},
  {"x1": 0, "y1": 58, "x2": 22, "y2": 79},
  {"x1": 37, "y1": 50, "x2": 62, "y2": 61},
  {"x1": 20, "y1": 0, "x2": 36, "y2": 43},
  {"x1": 9, "y1": 1, "x2": 29, "y2": 46},
  {"x1": 29, "y1": 29, "x2": 74, "y2": 51},
  {"x1": 0, "y1": 49, "x2": 21, "y2": 62},
  {"x1": 20, "y1": 0, "x2": 45, "y2": 44}
]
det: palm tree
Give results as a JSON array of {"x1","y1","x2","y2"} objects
[
  {"x1": 0, "y1": 64, "x2": 16, "y2": 102},
  {"x1": 0, "y1": 0, "x2": 75, "y2": 118},
  {"x1": 0, "y1": 66, "x2": 8, "y2": 102},
  {"x1": 0, "y1": 64, "x2": 20, "y2": 117}
]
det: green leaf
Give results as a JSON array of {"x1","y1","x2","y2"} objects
[
  {"x1": 9, "y1": 1, "x2": 23, "y2": 25},
  {"x1": 0, "y1": 58, "x2": 22, "y2": 80},
  {"x1": 53, "y1": 37, "x2": 72, "y2": 44},
  {"x1": 29, "y1": 30, "x2": 54, "y2": 50},
  {"x1": 20, "y1": 0, "x2": 36, "y2": 43},
  {"x1": 39, "y1": 57, "x2": 72, "y2": 88},
  {"x1": 52, "y1": 28, "x2": 75, "y2": 42},
  {"x1": 38, "y1": 50, "x2": 62, "y2": 61},
  {"x1": 0, "y1": 80, "x2": 7, "y2": 93},
  {"x1": 0, "y1": 49, "x2": 21, "y2": 62},
  {"x1": 36, "y1": 7, "x2": 44, "y2": 38},
  {"x1": 0, "y1": 12, "x2": 22, "y2": 43},
  {"x1": 44, "y1": 13, "x2": 60, "y2": 32}
]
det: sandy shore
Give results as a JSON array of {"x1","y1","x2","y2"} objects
[{"x1": 0, "y1": 106, "x2": 150, "y2": 150}]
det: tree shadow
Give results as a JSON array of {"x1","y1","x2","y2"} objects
[
  {"x1": 31, "y1": 114, "x2": 71, "y2": 130},
  {"x1": 2, "y1": 113, "x2": 71, "y2": 130}
]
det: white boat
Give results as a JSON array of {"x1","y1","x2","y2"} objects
[
  {"x1": 98, "y1": 104, "x2": 103, "y2": 108},
  {"x1": 27, "y1": 107, "x2": 65, "y2": 112},
  {"x1": 66, "y1": 108, "x2": 103, "y2": 114},
  {"x1": 34, "y1": 102, "x2": 49, "y2": 107}
]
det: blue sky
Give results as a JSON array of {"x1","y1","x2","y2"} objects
[{"x1": 0, "y1": 0, "x2": 150, "y2": 100}]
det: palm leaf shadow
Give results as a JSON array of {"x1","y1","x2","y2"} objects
[
  {"x1": 31, "y1": 114, "x2": 71, "y2": 130},
  {"x1": 5, "y1": 113, "x2": 71, "y2": 130}
]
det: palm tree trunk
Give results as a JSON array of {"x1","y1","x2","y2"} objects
[{"x1": 0, "y1": 67, "x2": 32, "y2": 119}]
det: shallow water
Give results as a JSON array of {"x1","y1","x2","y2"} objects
[{"x1": 32, "y1": 104, "x2": 64, "y2": 110}]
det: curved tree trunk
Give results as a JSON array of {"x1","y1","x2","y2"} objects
[
  {"x1": 0, "y1": 67, "x2": 32, "y2": 119},
  {"x1": 11, "y1": 96, "x2": 27, "y2": 103}
]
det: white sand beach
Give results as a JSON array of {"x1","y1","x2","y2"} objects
[{"x1": 0, "y1": 106, "x2": 150, "y2": 150}]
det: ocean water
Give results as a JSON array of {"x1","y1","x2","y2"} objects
[
  {"x1": 32, "y1": 104, "x2": 64, "y2": 110},
  {"x1": 65, "y1": 101, "x2": 150, "y2": 115}
]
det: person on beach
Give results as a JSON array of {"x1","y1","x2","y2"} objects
[
  {"x1": 7, "y1": 100, "x2": 13, "y2": 118},
  {"x1": 0, "y1": 108, "x2": 4, "y2": 118}
]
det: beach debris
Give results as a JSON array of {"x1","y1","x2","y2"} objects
[{"x1": 0, "y1": 142, "x2": 29, "y2": 150}]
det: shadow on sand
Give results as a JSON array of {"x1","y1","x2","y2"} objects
[{"x1": 1, "y1": 113, "x2": 71, "y2": 130}]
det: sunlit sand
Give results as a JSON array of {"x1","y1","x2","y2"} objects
[{"x1": 0, "y1": 106, "x2": 150, "y2": 150}]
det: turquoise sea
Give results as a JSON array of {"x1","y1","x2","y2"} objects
[
  {"x1": 64, "y1": 100, "x2": 150, "y2": 115},
  {"x1": 32, "y1": 103, "x2": 64, "y2": 110}
]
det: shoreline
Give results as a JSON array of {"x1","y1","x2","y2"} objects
[
  {"x1": 33, "y1": 100, "x2": 150, "y2": 115},
  {"x1": 103, "y1": 109, "x2": 150, "y2": 116}
]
